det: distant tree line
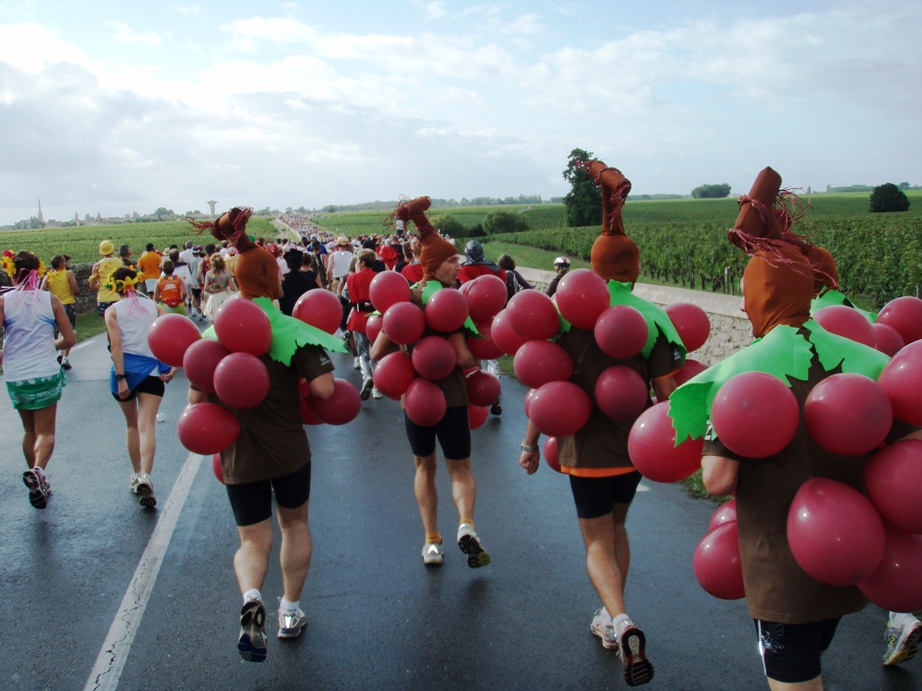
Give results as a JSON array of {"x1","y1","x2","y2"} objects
[{"x1": 691, "y1": 183, "x2": 731, "y2": 199}]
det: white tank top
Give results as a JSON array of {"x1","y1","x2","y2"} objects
[
  {"x1": 2, "y1": 290, "x2": 60, "y2": 382},
  {"x1": 114, "y1": 297, "x2": 159, "y2": 361}
]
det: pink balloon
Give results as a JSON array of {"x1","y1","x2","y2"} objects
[
  {"x1": 412, "y1": 335, "x2": 457, "y2": 381},
  {"x1": 147, "y1": 313, "x2": 201, "y2": 367},
  {"x1": 405, "y1": 378, "x2": 447, "y2": 427},
  {"x1": 708, "y1": 499, "x2": 737, "y2": 532},
  {"x1": 513, "y1": 340, "x2": 574, "y2": 389},
  {"x1": 873, "y1": 322, "x2": 904, "y2": 357},
  {"x1": 308, "y1": 378, "x2": 361, "y2": 425},
  {"x1": 864, "y1": 440, "x2": 922, "y2": 534},
  {"x1": 804, "y1": 373, "x2": 892, "y2": 455},
  {"x1": 213, "y1": 352, "x2": 271, "y2": 409},
  {"x1": 524, "y1": 387, "x2": 538, "y2": 416},
  {"x1": 627, "y1": 401, "x2": 704, "y2": 483},
  {"x1": 555, "y1": 268, "x2": 610, "y2": 330},
  {"x1": 877, "y1": 341, "x2": 922, "y2": 425},
  {"x1": 857, "y1": 524, "x2": 922, "y2": 612},
  {"x1": 543, "y1": 436, "x2": 562, "y2": 473},
  {"x1": 787, "y1": 477, "x2": 885, "y2": 586},
  {"x1": 464, "y1": 274, "x2": 508, "y2": 323},
  {"x1": 674, "y1": 358, "x2": 708, "y2": 386},
  {"x1": 373, "y1": 351, "x2": 415, "y2": 399},
  {"x1": 292, "y1": 289, "x2": 343, "y2": 334},
  {"x1": 366, "y1": 314, "x2": 383, "y2": 344},
  {"x1": 466, "y1": 370, "x2": 501, "y2": 407},
  {"x1": 505, "y1": 290, "x2": 560, "y2": 341},
  {"x1": 469, "y1": 405, "x2": 489, "y2": 430},
  {"x1": 176, "y1": 403, "x2": 240, "y2": 455},
  {"x1": 466, "y1": 319, "x2": 505, "y2": 359},
  {"x1": 212, "y1": 453, "x2": 225, "y2": 484},
  {"x1": 528, "y1": 381, "x2": 593, "y2": 438},
  {"x1": 382, "y1": 301, "x2": 426, "y2": 345},
  {"x1": 182, "y1": 338, "x2": 230, "y2": 393},
  {"x1": 711, "y1": 372, "x2": 799, "y2": 458},
  {"x1": 594, "y1": 365, "x2": 649, "y2": 421},
  {"x1": 665, "y1": 303, "x2": 711, "y2": 353},
  {"x1": 491, "y1": 310, "x2": 528, "y2": 355},
  {"x1": 813, "y1": 305, "x2": 876, "y2": 348},
  {"x1": 594, "y1": 305, "x2": 648, "y2": 359},
  {"x1": 213, "y1": 298, "x2": 272, "y2": 356},
  {"x1": 693, "y1": 522, "x2": 745, "y2": 600},
  {"x1": 369, "y1": 271, "x2": 411, "y2": 313},
  {"x1": 425, "y1": 288, "x2": 469, "y2": 333},
  {"x1": 877, "y1": 296, "x2": 922, "y2": 345}
]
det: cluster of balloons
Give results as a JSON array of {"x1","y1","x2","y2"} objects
[
  {"x1": 814, "y1": 295, "x2": 922, "y2": 356},
  {"x1": 693, "y1": 500, "x2": 744, "y2": 600},
  {"x1": 369, "y1": 272, "x2": 503, "y2": 428}
]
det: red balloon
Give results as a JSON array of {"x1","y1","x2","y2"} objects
[
  {"x1": 543, "y1": 436, "x2": 562, "y2": 473},
  {"x1": 369, "y1": 271, "x2": 411, "y2": 313},
  {"x1": 213, "y1": 352, "x2": 271, "y2": 409},
  {"x1": 524, "y1": 387, "x2": 538, "y2": 416},
  {"x1": 176, "y1": 403, "x2": 240, "y2": 455},
  {"x1": 466, "y1": 370, "x2": 501, "y2": 407},
  {"x1": 878, "y1": 341, "x2": 922, "y2": 425},
  {"x1": 412, "y1": 335, "x2": 457, "y2": 381},
  {"x1": 513, "y1": 340, "x2": 574, "y2": 389},
  {"x1": 308, "y1": 378, "x2": 361, "y2": 425},
  {"x1": 404, "y1": 378, "x2": 447, "y2": 427},
  {"x1": 425, "y1": 288, "x2": 469, "y2": 333},
  {"x1": 674, "y1": 358, "x2": 708, "y2": 386},
  {"x1": 213, "y1": 298, "x2": 272, "y2": 356},
  {"x1": 382, "y1": 301, "x2": 426, "y2": 345},
  {"x1": 555, "y1": 269, "x2": 610, "y2": 330},
  {"x1": 506, "y1": 290, "x2": 560, "y2": 341},
  {"x1": 491, "y1": 310, "x2": 528, "y2": 355},
  {"x1": 693, "y1": 522, "x2": 745, "y2": 600},
  {"x1": 464, "y1": 274, "x2": 508, "y2": 323},
  {"x1": 708, "y1": 499, "x2": 737, "y2": 532},
  {"x1": 873, "y1": 322, "x2": 904, "y2": 357},
  {"x1": 865, "y1": 440, "x2": 922, "y2": 534},
  {"x1": 466, "y1": 319, "x2": 505, "y2": 360},
  {"x1": 803, "y1": 373, "x2": 892, "y2": 455},
  {"x1": 594, "y1": 305, "x2": 648, "y2": 359},
  {"x1": 627, "y1": 401, "x2": 704, "y2": 483},
  {"x1": 711, "y1": 372, "x2": 799, "y2": 458},
  {"x1": 297, "y1": 380, "x2": 324, "y2": 425},
  {"x1": 366, "y1": 314, "x2": 383, "y2": 344},
  {"x1": 787, "y1": 477, "x2": 885, "y2": 586},
  {"x1": 147, "y1": 313, "x2": 201, "y2": 367},
  {"x1": 182, "y1": 338, "x2": 230, "y2": 393},
  {"x1": 292, "y1": 289, "x2": 343, "y2": 334},
  {"x1": 877, "y1": 296, "x2": 922, "y2": 345},
  {"x1": 469, "y1": 405, "x2": 489, "y2": 430},
  {"x1": 813, "y1": 305, "x2": 876, "y2": 348},
  {"x1": 212, "y1": 453, "x2": 225, "y2": 484},
  {"x1": 665, "y1": 303, "x2": 711, "y2": 353},
  {"x1": 594, "y1": 366, "x2": 649, "y2": 421},
  {"x1": 528, "y1": 381, "x2": 592, "y2": 438},
  {"x1": 373, "y1": 351, "x2": 415, "y2": 399},
  {"x1": 858, "y1": 524, "x2": 922, "y2": 612}
]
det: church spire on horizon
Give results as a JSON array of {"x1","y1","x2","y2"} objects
[{"x1": 37, "y1": 199, "x2": 44, "y2": 224}]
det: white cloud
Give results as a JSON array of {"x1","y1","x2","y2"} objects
[{"x1": 106, "y1": 20, "x2": 164, "y2": 48}]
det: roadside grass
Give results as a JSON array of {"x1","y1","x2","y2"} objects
[{"x1": 75, "y1": 311, "x2": 108, "y2": 343}]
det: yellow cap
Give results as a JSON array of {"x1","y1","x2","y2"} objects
[{"x1": 99, "y1": 240, "x2": 115, "y2": 255}]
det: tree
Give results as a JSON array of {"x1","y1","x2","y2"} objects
[
  {"x1": 430, "y1": 214, "x2": 467, "y2": 238},
  {"x1": 563, "y1": 148, "x2": 602, "y2": 227},
  {"x1": 691, "y1": 183, "x2": 731, "y2": 199},
  {"x1": 483, "y1": 210, "x2": 529, "y2": 235},
  {"x1": 870, "y1": 183, "x2": 910, "y2": 213}
]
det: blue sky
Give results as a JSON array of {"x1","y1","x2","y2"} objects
[{"x1": 0, "y1": 0, "x2": 919, "y2": 224}]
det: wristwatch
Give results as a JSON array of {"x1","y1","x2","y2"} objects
[
  {"x1": 115, "y1": 373, "x2": 127, "y2": 381},
  {"x1": 521, "y1": 443, "x2": 539, "y2": 453}
]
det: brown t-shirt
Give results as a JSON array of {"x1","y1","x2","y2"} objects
[
  {"x1": 557, "y1": 327, "x2": 682, "y2": 471},
  {"x1": 703, "y1": 357, "x2": 917, "y2": 624},
  {"x1": 221, "y1": 344, "x2": 334, "y2": 484}
]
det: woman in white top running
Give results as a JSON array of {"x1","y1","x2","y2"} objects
[
  {"x1": 104, "y1": 267, "x2": 178, "y2": 509},
  {"x1": 1, "y1": 250, "x2": 76, "y2": 509}
]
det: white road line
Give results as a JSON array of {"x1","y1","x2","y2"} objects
[{"x1": 83, "y1": 452, "x2": 204, "y2": 691}]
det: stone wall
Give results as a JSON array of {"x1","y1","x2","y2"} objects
[{"x1": 1, "y1": 262, "x2": 100, "y2": 315}]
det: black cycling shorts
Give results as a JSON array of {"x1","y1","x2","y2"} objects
[
  {"x1": 404, "y1": 406, "x2": 471, "y2": 460},
  {"x1": 111, "y1": 375, "x2": 165, "y2": 402},
  {"x1": 225, "y1": 461, "x2": 312, "y2": 527},
  {"x1": 569, "y1": 471, "x2": 642, "y2": 519},
  {"x1": 755, "y1": 617, "x2": 841, "y2": 684}
]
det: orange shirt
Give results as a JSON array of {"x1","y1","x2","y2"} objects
[{"x1": 138, "y1": 251, "x2": 163, "y2": 280}]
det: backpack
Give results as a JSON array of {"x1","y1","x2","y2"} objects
[
  {"x1": 506, "y1": 270, "x2": 525, "y2": 301},
  {"x1": 159, "y1": 277, "x2": 183, "y2": 307}
]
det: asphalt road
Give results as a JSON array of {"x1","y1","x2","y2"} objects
[{"x1": 0, "y1": 329, "x2": 919, "y2": 691}]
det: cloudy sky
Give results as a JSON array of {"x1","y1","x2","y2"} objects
[{"x1": 0, "y1": 0, "x2": 919, "y2": 225}]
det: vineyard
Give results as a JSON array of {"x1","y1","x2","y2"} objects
[{"x1": 312, "y1": 204, "x2": 532, "y2": 238}]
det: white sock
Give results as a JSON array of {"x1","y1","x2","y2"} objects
[
  {"x1": 280, "y1": 598, "x2": 299, "y2": 615},
  {"x1": 612, "y1": 613, "x2": 633, "y2": 637},
  {"x1": 243, "y1": 588, "x2": 262, "y2": 604},
  {"x1": 597, "y1": 607, "x2": 613, "y2": 626}
]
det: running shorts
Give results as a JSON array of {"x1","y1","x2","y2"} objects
[
  {"x1": 404, "y1": 406, "x2": 471, "y2": 460},
  {"x1": 569, "y1": 471, "x2": 642, "y2": 519},
  {"x1": 225, "y1": 461, "x2": 312, "y2": 527}
]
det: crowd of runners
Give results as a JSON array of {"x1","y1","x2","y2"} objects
[{"x1": 2, "y1": 169, "x2": 922, "y2": 689}]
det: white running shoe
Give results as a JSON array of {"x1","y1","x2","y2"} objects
[
  {"x1": 457, "y1": 522, "x2": 490, "y2": 568},
  {"x1": 884, "y1": 614, "x2": 922, "y2": 665},
  {"x1": 591, "y1": 607, "x2": 619, "y2": 650},
  {"x1": 277, "y1": 601, "x2": 308, "y2": 639},
  {"x1": 372, "y1": 387, "x2": 382, "y2": 399},
  {"x1": 353, "y1": 357, "x2": 361, "y2": 369},
  {"x1": 422, "y1": 542, "x2": 443, "y2": 565},
  {"x1": 136, "y1": 473, "x2": 156, "y2": 508},
  {"x1": 129, "y1": 473, "x2": 141, "y2": 494}
]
